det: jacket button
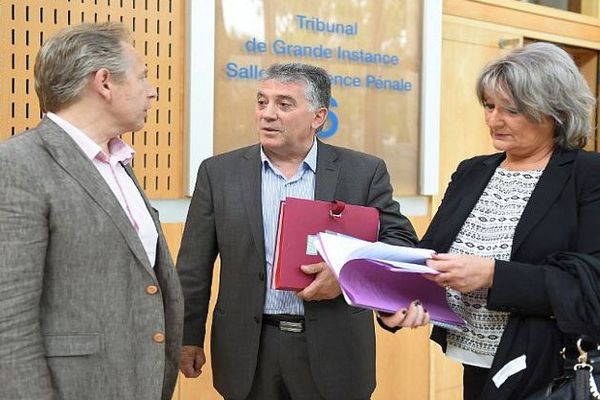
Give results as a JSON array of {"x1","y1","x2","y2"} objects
[
  {"x1": 153, "y1": 332, "x2": 165, "y2": 343},
  {"x1": 146, "y1": 285, "x2": 159, "y2": 295},
  {"x1": 258, "y1": 272, "x2": 265, "y2": 281},
  {"x1": 254, "y1": 315, "x2": 261, "y2": 323}
]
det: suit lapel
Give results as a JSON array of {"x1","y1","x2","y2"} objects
[
  {"x1": 241, "y1": 145, "x2": 266, "y2": 262},
  {"x1": 434, "y1": 154, "x2": 504, "y2": 252},
  {"x1": 314, "y1": 141, "x2": 339, "y2": 201},
  {"x1": 36, "y1": 118, "x2": 155, "y2": 276},
  {"x1": 511, "y1": 149, "x2": 576, "y2": 257}
]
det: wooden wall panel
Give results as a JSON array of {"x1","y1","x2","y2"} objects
[
  {"x1": 162, "y1": 223, "x2": 222, "y2": 400},
  {"x1": 161, "y1": 222, "x2": 224, "y2": 400},
  {"x1": 570, "y1": 47, "x2": 599, "y2": 151},
  {"x1": 445, "y1": 0, "x2": 600, "y2": 43},
  {"x1": 430, "y1": 345, "x2": 463, "y2": 400},
  {"x1": 434, "y1": 17, "x2": 502, "y2": 214},
  {"x1": 0, "y1": 0, "x2": 184, "y2": 198},
  {"x1": 176, "y1": 258, "x2": 223, "y2": 400},
  {"x1": 375, "y1": 327, "x2": 431, "y2": 400},
  {"x1": 582, "y1": 0, "x2": 600, "y2": 17},
  {"x1": 162, "y1": 222, "x2": 185, "y2": 257}
]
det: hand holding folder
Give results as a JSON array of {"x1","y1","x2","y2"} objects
[
  {"x1": 272, "y1": 198, "x2": 379, "y2": 291},
  {"x1": 315, "y1": 232, "x2": 465, "y2": 329}
]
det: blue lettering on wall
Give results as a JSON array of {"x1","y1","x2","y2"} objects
[
  {"x1": 365, "y1": 75, "x2": 412, "y2": 91},
  {"x1": 329, "y1": 74, "x2": 361, "y2": 88},
  {"x1": 225, "y1": 63, "x2": 414, "y2": 93},
  {"x1": 271, "y1": 39, "x2": 333, "y2": 59},
  {"x1": 336, "y1": 46, "x2": 399, "y2": 66},
  {"x1": 296, "y1": 15, "x2": 358, "y2": 36},
  {"x1": 318, "y1": 97, "x2": 339, "y2": 139},
  {"x1": 244, "y1": 37, "x2": 267, "y2": 53},
  {"x1": 225, "y1": 62, "x2": 265, "y2": 79}
]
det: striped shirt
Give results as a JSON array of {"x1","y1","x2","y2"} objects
[{"x1": 262, "y1": 141, "x2": 317, "y2": 315}]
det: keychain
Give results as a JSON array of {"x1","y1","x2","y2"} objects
[{"x1": 574, "y1": 338, "x2": 600, "y2": 400}]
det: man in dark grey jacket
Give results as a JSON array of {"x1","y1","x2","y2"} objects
[{"x1": 177, "y1": 63, "x2": 418, "y2": 400}]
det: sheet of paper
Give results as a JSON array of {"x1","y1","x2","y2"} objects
[
  {"x1": 372, "y1": 259, "x2": 439, "y2": 274},
  {"x1": 315, "y1": 232, "x2": 371, "y2": 277},
  {"x1": 349, "y1": 240, "x2": 435, "y2": 264},
  {"x1": 314, "y1": 235, "x2": 354, "y2": 304},
  {"x1": 316, "y1": 232, "x2": 435, "y2": 272}
]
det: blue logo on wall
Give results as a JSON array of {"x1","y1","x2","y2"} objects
[{"x1": 318, "y1": 97, "x2": 338, "y2": 139}]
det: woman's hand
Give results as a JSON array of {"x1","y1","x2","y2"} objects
[
  {"x1": 425, "y1": 253, "x2": 495, "y2": 293},
  {"x1": 379, "y1": 300, "x2": 430, "y2": 329}
]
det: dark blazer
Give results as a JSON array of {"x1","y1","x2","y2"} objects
[
  {"x1": 422, "y1": 148, "x2": 600, "y2": 400},
  {"x1": 177, "y1": 140, "x2": 417, "y2": 400},
  {"x1": 0, "y1": 118, "x2": 184, "y2": 400}
]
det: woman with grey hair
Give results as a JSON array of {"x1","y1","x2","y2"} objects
[{"x1": 381, "y1": 42, "x2": 600, "y2": 399}]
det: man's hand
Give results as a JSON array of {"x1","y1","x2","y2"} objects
[
  {"x1": 425, "y1": 253, "x2": 495, "y2": 293},
  {"x1": 297, "y1": 262, "x2": 342, "y2": 301},
  {"x1": 179, "y1": 345, "x2": 206, "y2": 378}
]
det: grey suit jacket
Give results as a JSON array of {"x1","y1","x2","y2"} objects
[
  {"x1": 177, "y1": 140, "x2": 417, "y2": 400},
  {"x1": 0, "y1": 118, "x2": 184, "y2": 400}
]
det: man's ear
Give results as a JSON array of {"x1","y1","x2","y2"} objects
[
  {"x1": 312, "y1": 107, "x2": 329, "y2": 131},
  {"x1": 91, "y1": 68, "x2": 112, "y2": 100}
]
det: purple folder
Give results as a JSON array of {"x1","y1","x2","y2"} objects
[{"x1": 339, "y1": 259, "x2": 465, "y2": 328}]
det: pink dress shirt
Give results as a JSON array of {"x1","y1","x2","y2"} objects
[{"x1": 47, "y1": 112, "x2": 158, "y2": 267}]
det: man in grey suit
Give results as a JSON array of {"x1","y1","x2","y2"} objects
[
  {"x1": 177, "y1": 63, "x2": 419, "y2": 400},
  {"x1": 0, "y1": 23, "x2": 183, "y2": 399}
]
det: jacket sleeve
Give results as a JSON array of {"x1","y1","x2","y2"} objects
[
  {"x1": 368, "y1": 158, "x2": 418, "y2": 334},
  {"x1": 368, "y1": 158, "x2": 418, "y2": 247},
  {"x1": 0, "y1": 158, "x2": 55, "y2": 399},
  {"x1": 176, "y1": 160, "x2": 219, "y2": 346}
]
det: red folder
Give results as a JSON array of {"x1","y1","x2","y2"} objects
[{"x1": 272, "y1": 197, "x2": 380, "y2": 291}]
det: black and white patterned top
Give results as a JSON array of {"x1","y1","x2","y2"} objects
[{"x1": 445, "y1": 166, "x2": 543, "y2": 368}]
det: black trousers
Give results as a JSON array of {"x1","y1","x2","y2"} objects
[
  {"x1": 462, "y1": 364, "x2": 490, "y2": 400},
  {"x1": 242, "y1": 322, "x2": 326, "y2": 400}
]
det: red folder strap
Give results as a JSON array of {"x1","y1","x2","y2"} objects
[{"x1": 330, "y1": 200, "x2": 346, "y2": 218}]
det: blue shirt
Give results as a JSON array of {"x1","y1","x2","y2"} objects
[{"x1": 261, "y1": 141, "x2": 317, "y2": 315}]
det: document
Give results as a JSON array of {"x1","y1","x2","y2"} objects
[
  {"x1": 315, "y1": 232, "x2": 465, "y2": 329},
  {"x1": 272, "y1": 198, "x2": 379, "y2": 291}
]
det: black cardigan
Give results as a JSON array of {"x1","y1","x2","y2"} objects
[{"x1": 421, "y1": 148, "x2": 600, "y2": 400}]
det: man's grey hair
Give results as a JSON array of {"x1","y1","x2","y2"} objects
[
  {"x1": 476, "y1": 42, "x2": 595, "y2": 150},
  {"x1": 260, "y1": 63, "x2": 331, "y2": 111},
  {"x1": 34, "y1": 22, "x2": 132, "y2": 113}
]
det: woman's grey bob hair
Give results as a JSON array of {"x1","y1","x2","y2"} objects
[{"x1": 476, "y1": 42, "x2": 596, "y2": 150}]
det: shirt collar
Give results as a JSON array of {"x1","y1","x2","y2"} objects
[
  {"x1": 46, "y1": 112, "x2": 135, "y2": 165},
  {"x1": 260, "y1": 138, "x2": 318, "y2": 173}
]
